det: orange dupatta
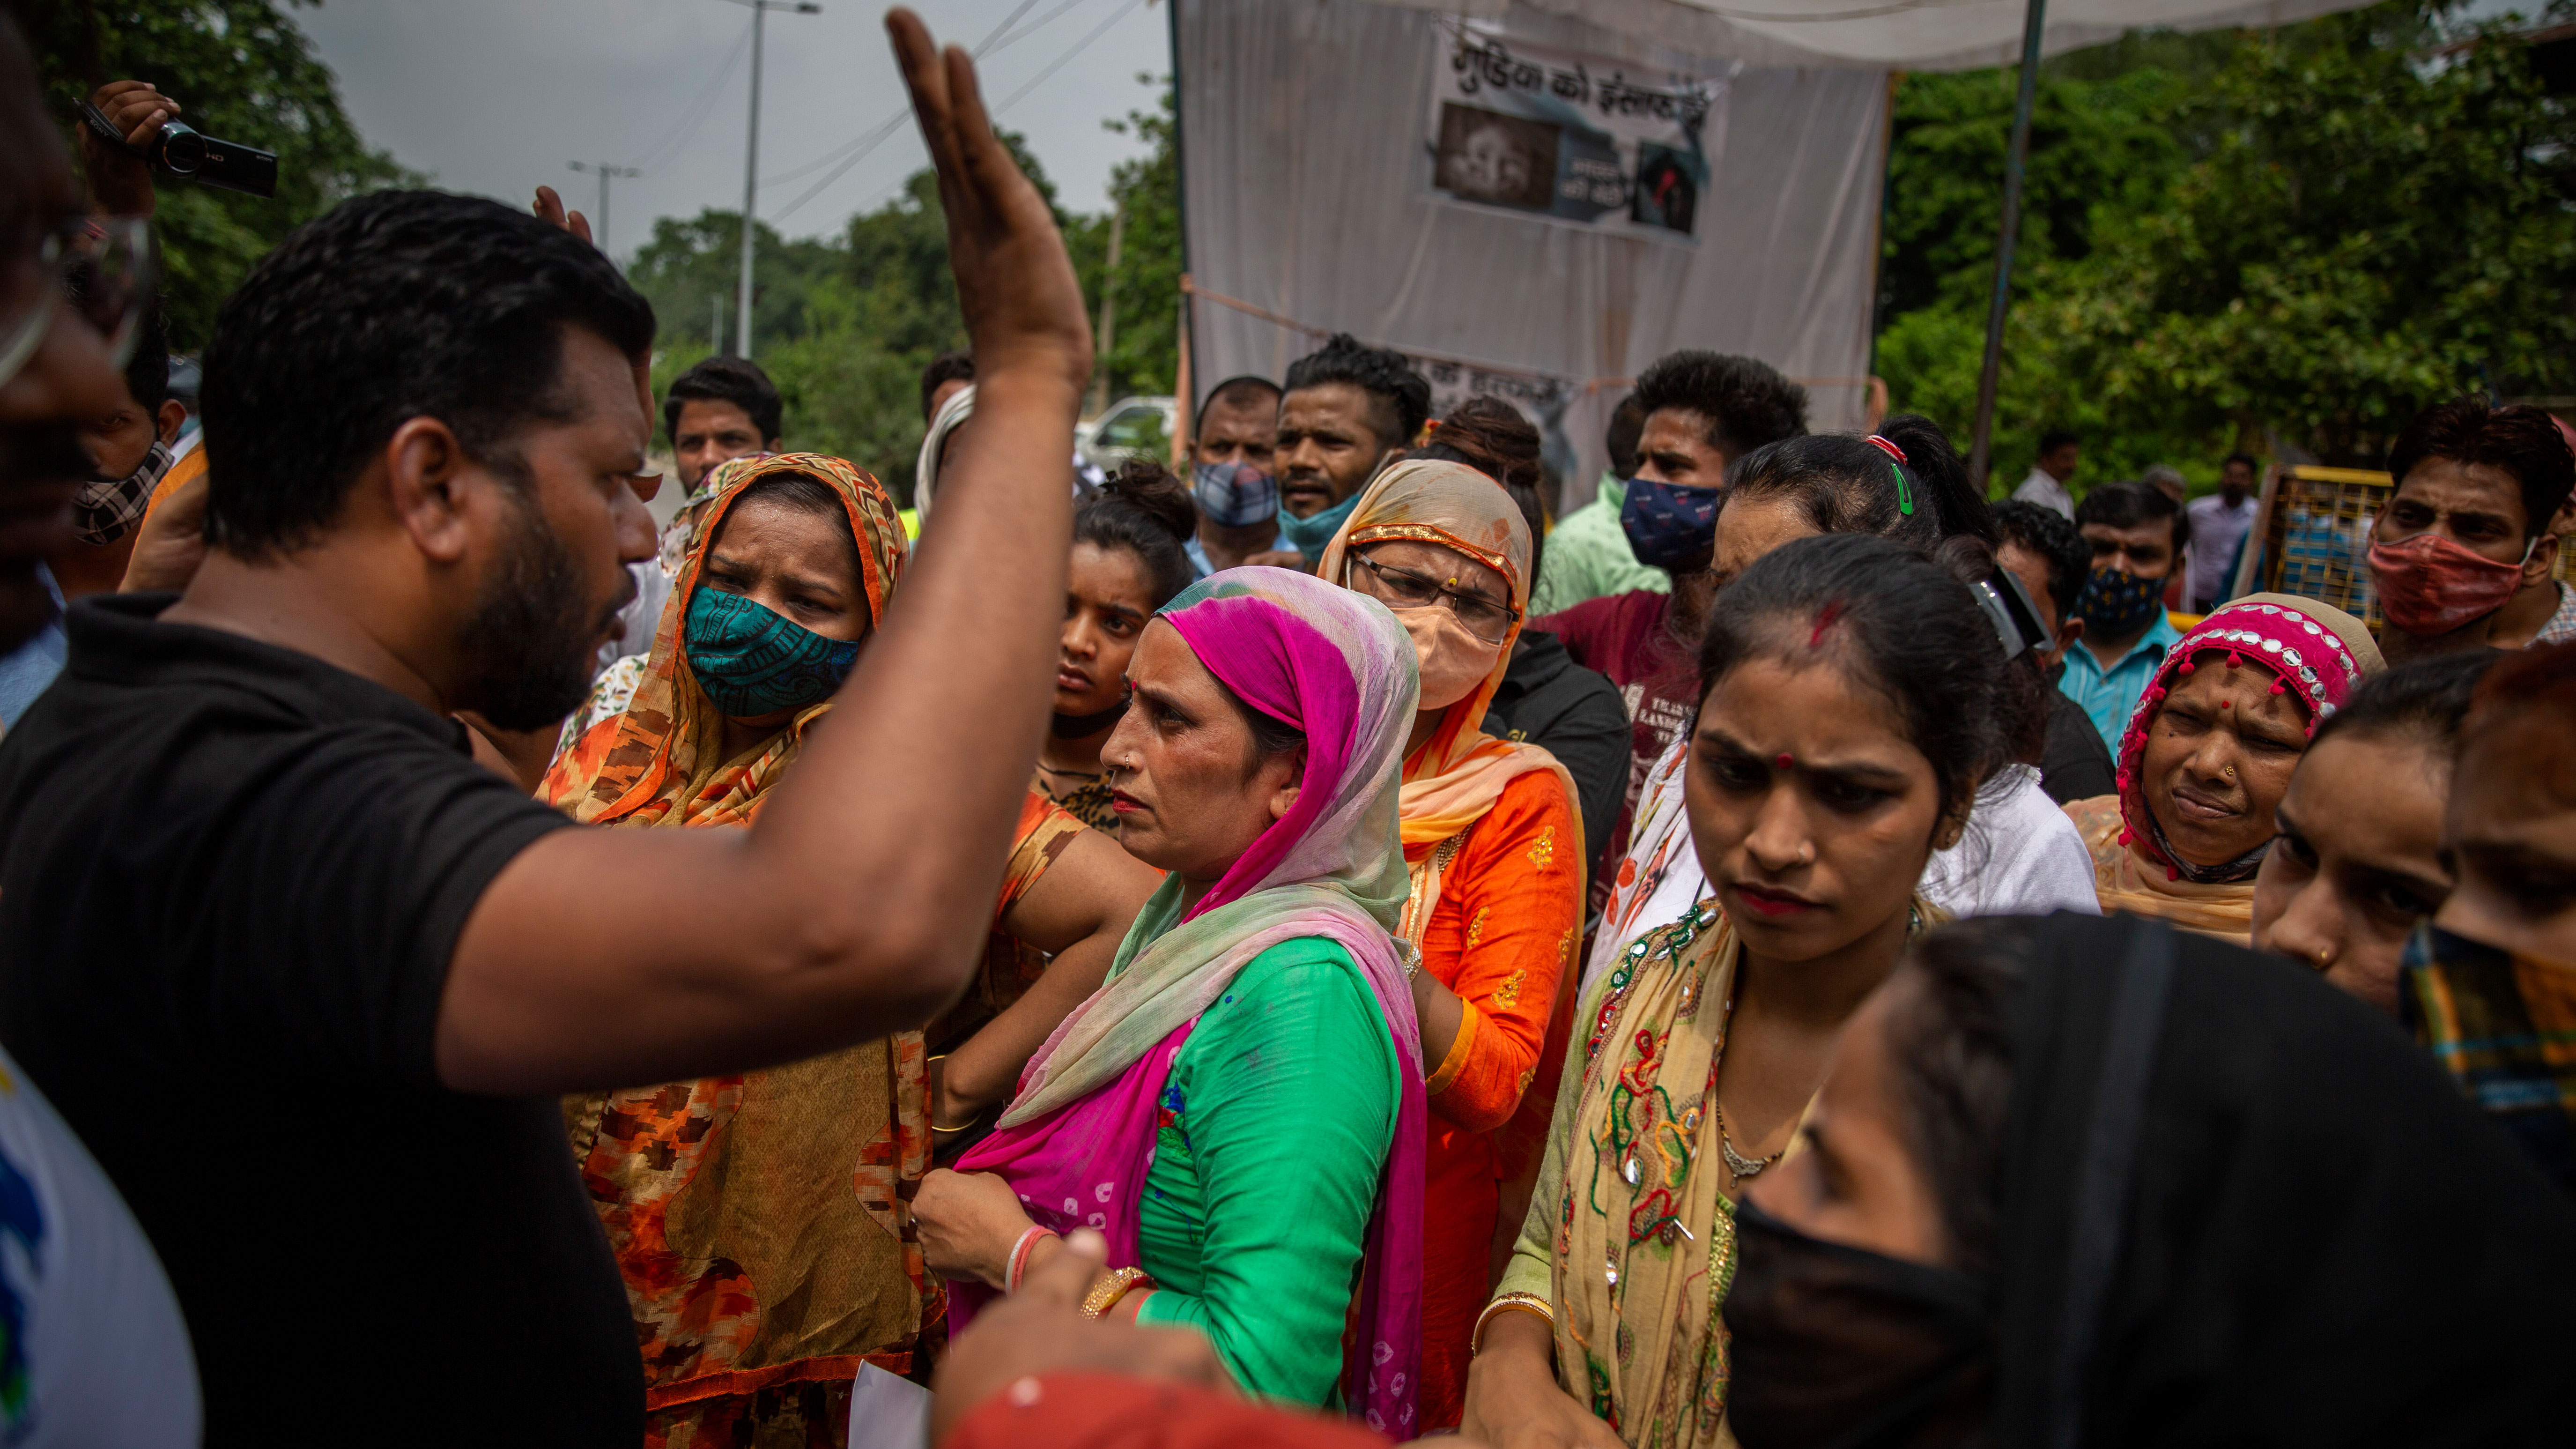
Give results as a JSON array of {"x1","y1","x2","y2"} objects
[
  {"x1": 545, "y1": 451, "x2": 908, "y2": 826},
  {"x1": 1317, "y1": 459, "x2": 1582, "y2": 932}
]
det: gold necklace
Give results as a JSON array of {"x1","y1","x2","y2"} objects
[{"x1": 1713, "y1": 1101, "x2": 1783, "y2": 1181}]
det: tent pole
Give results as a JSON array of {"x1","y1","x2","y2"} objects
[{"x1": 1967, "y1": 0, "x2": 2048, "y2": 491}]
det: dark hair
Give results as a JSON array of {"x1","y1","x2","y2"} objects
[
  {"x1": 1697, "y1": 532, "x2": 2007, "y2": 828},
  {"x1": 1195, "y1": 374, "x2": 1281, "y2": 434},
  {"x1": 200, "y1": 190, "x2": 656, "y2": 557},
  {"x1": 1631, "y1": 351, "x2": 1808, "y2": 461},
  {"x1": 2074, "y1": 478, "x2": 2191, "y2": 558},
  {"x1": 1283, "y1": 333, "x2": 1431, "y2": 452},
  {"x1": 1991, "y1": 499, "x2": 2090, "y2": 623},
  {"x1": 1721, "y1": 414, "x2": 1992, "y2": 557},
  {"x1": 121, "y1": 293, "x2": 170, "y2": 415},
  {"x1": 2460, "y1": 640, "x2": 2576, "y2": 809},
  {"x1": 1417, "y1": 401, "x2": 1549, "y2": 585},
  {"x1": 665, "y1": 356, "x2": 783, "y2": 447},
  {"x1": 2223, "y1": 452, "x2": 2258, "y2": 473},
  {"x1": 2310, "y1": 649, "x2": 2500, "y2": 758},
  {"x1": 2038, "y1": 430, "x2": 2079, "y2": 456},
  {"x1": 1606, "y1": 393, "x2": 1648, "y2": 478},
  {"x1": 2387, "y1": 399, "x2": 2576, "y2": 541},
  {"x1": 1209, "y1": 673, "x2": 1308, "y2": 780},
  {"x1": 1074, "y1": 461, "x2": 1199, "y2": 610},
  {"x1": 920, "y1": 350, "x2": 976, "y2": 423},
  {"x1": 721, "y1": 470, "x2": 864, "y2": 606},
  {"x1": 1885, "y1": 917, "x2": 2030, "y2": 1276}
]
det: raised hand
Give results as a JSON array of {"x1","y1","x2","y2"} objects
[
  {"x1": 885, "y1": 7, "x2": 1091, "y2": 400},
  {"x1": 530, "y1": 185, "x2": 596, "y2": 247},
  {"x1": 81, "y1": 80, "x2": 181, "y2": 216}
]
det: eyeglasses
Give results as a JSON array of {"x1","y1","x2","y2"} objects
[
  {"x1": 0, "y1": 215, "x2": 156, "y2": 391},
  {"x1": 1348, "y1": 553, "x2": 1520, "y2": 645}
]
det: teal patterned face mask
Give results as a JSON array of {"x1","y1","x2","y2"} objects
[{"x1": 684, "y1": 586, "x2": 862, "y2": 717}]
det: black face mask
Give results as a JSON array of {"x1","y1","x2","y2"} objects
[{"x1": 1724, "y1": 1198, "x2": 1993, "y2": 1449}]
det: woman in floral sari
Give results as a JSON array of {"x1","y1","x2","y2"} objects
[
  {"x1": 912, "y1": 567, "x2": 1430, "y2": 1434},
  {"x1": 544, "y1": 452, "x2": 1157, "y2": 1448},
  {"x1": 1317, "y1": 458, "x2": 1584, "y2": 1427},
  {"x1": 1463, "y1": 535, "x2": 2008, "y2": 1449}
]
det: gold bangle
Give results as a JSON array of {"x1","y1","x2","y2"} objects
[
  {"x1": 1080, "y1": 1265, "x2": 1154, "y2": 1320},
  {"x1": 1472, "y1": 1292, "x2": 1555, "y2": 1356}
]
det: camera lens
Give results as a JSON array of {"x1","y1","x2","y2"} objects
[{"x1": 158, "y1": 124, "x2": 206, "y2": 175}]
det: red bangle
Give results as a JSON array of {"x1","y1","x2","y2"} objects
[{"x1": 1006, "y1": 1226, "x2": 1057, "y2": 1294}]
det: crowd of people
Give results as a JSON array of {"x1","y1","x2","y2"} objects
[{"x1": 1, "y1": 10, "x2": 2572, "y2": 1449}]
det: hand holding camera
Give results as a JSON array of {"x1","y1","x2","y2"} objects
[{"x1": 80, "y1": 79, "x2": 277, "y2": 205}]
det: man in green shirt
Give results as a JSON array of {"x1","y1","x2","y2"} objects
[{"x1": 1528, "y1": 394, "x2": 1661, "y2": 616}]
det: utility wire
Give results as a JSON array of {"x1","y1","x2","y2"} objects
[
  {"x1": 627, "y1": 25, "x2": 754, "y2": 174},
  {"x1": 758, "y1": 0, "x2": 1048, "y2": 191},
  {"x1": 820, "y1": 0, "x2": 1146, "y2": 220}
]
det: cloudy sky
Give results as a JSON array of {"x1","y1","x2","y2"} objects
[{"x1": 296, "y1": 0, "x2": 1174, "y2": 257}]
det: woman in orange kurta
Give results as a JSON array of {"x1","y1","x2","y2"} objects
[
  {"x1": 1320, "y1": 459, "x2": 1584, "y2": 1428},
  {"x1": 544, "y1": 453, "x2": 1157, "y2": 1448}
]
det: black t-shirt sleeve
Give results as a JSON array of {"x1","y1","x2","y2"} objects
[{"x1": 190, "y1": 721, "x2": 572, "y2": 1089}]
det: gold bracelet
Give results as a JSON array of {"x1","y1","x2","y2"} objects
[
  {"x1": 1472, "y1": 1292, "x2": 1555, "y2": 1355},
  {"x1": 1079, "y1": 1265, "x2": 1154, "y2": 1320}
]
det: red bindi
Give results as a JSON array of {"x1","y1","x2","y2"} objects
[{"x1": 1775, "y1": 753, "x2": 1795, "y2": 770}]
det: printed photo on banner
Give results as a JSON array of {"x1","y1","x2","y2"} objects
[{"x1": 1427, "y1": 24, "x2": 1728, "y2": 242}]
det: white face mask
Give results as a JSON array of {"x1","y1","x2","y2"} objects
[{"x1": 1399, "y1": 603, "x2": 1503, "y2": 712}]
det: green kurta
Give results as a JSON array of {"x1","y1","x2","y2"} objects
[{"x1": 1132, "y1": 936, "x2": 1400, "y2": 1406}]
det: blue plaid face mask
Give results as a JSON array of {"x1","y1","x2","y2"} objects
[
  {"x1": 1192, "y1": 460, "x2": 1278, "y2": 529},
  {"x1": 684, "y1": 587, "x2": 862, "y2": 718}
]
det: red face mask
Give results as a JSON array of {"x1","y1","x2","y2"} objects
[{"x1": 2367, "y1": 528, "x2": 2532, "y2": 636}]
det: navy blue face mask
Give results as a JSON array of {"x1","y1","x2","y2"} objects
[
  {"x1": 684, "y1": 587, "x2": 862, "y2": 718},
  {"x1": 1619, "y1": 475, "x2": 1725, "y2": 572}
]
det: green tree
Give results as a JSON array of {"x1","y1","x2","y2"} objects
[
  {"x1": 1875, "y1": 3, "x2": 2576, "y2": 485},
  {"x1": 23, "y1": 0, "x2": 419, "y2": 350}
]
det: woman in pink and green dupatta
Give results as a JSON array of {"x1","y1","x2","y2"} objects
[{"x1": 914, "y1": 567, "x2": 1429, "y2": 1434}]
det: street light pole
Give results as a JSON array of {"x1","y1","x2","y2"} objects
[
  {"x1": 723, "y1": 0, "x2": 821, "y2": 359},
  {"x1": 567, "y1": 160, "x2": 642, "y2": 263},
  {"x1": 1967, "y1": 0, "x2": 2049, "y2": 491}
]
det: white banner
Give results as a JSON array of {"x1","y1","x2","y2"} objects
[{"x1": 1429, "y1": 25, "x2": 1732, "y2": 244}]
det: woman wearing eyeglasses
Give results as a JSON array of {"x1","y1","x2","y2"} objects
[{"x1": 1318, "y1": 460, "x2": 1584, "y2": 1430}]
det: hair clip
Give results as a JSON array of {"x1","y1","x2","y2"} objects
[
  {"x1": 1863, "y1": 434, "x2": 1908, "y2": 465},
  {"x1": 1888, "y1": 460, "x2": 1914, "y2": 516}
]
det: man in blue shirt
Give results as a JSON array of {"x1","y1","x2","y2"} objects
[{"x1": 2062, "y1": 479, "x2": 2192, "y2": 755}]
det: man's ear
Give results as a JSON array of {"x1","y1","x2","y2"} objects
[
  {"x1": 2057, "y1": 614, "x2": 2086, "y2": 653},
  {"x1": 2523, "y1": 526, "x2": 2563, "y2": 587},
  {"x1": 154, "y1": 399, "x2": 186, "y2": 447},
  {"x1": 382, "y1": 415, "x2": 479, "y2": 565},
  {"x1": 765, "y1": 437, "x2": 784, "y2": 453}
]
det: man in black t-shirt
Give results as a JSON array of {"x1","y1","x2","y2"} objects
[{"x1": 0, "y1": 18, "x2": 1094, "y2": 1443}]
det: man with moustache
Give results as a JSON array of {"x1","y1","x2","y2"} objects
[
  {"x1": 1247, "y1": 332, "x2": 1429, "y2": 571},
  {"x1": 0, "y1": 13, "x2": 1095, "y2": 1440},
  {"x1": 0, "y1": 21, "x2": 200, "y2": 1442}
]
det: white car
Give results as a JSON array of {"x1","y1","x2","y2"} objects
[{"x1": 1077, "y1": 395, "x2": 1177, "y2": 476}]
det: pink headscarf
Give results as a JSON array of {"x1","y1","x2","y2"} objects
[
  {"x1": 2111, "y1": 593, "x2": 2382, "y2": 880},
  {"x1": 955, "y1": 569, "x2": 1428, "y2": 1434}
]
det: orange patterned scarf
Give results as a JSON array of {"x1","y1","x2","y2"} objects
[{"x1": 544, "y1": 451, "x2": 908, "y2": 826}]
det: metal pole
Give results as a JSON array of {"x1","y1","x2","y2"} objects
[
  {"x1": 737, "y1": 1, "x2": 764, "y2": 359},
  {"x1": 1088, "y1": 199, "x2": 1125, "y2": 418},
  {"x1": 1967, "y1": 0, "x2": 2049, "y2": 491}
]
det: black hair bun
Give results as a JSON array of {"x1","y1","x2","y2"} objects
[{"x1": 1100, "y1": 460, "x2": 1198, "y2": 546}]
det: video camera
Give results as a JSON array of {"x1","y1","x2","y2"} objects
[{"x1": 81, "y1": 102, "x2": 277, "y2": 200}]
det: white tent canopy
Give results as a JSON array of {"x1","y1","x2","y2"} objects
[
  {"x1": 1174, "y1": 0, "x2": 2382, "y2": 503},
  {"x1": 1368, "y1": 0, "x2": 2376, "y2": 71}
]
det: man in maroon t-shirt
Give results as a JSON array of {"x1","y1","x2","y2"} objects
[{"x1": 1532, "y1": 351, "x2": 1808, "y2": 901}]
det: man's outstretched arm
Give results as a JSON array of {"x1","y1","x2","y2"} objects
[{"x1": 436, "y1": 10, "x2": 1093, "y2": 1096}]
